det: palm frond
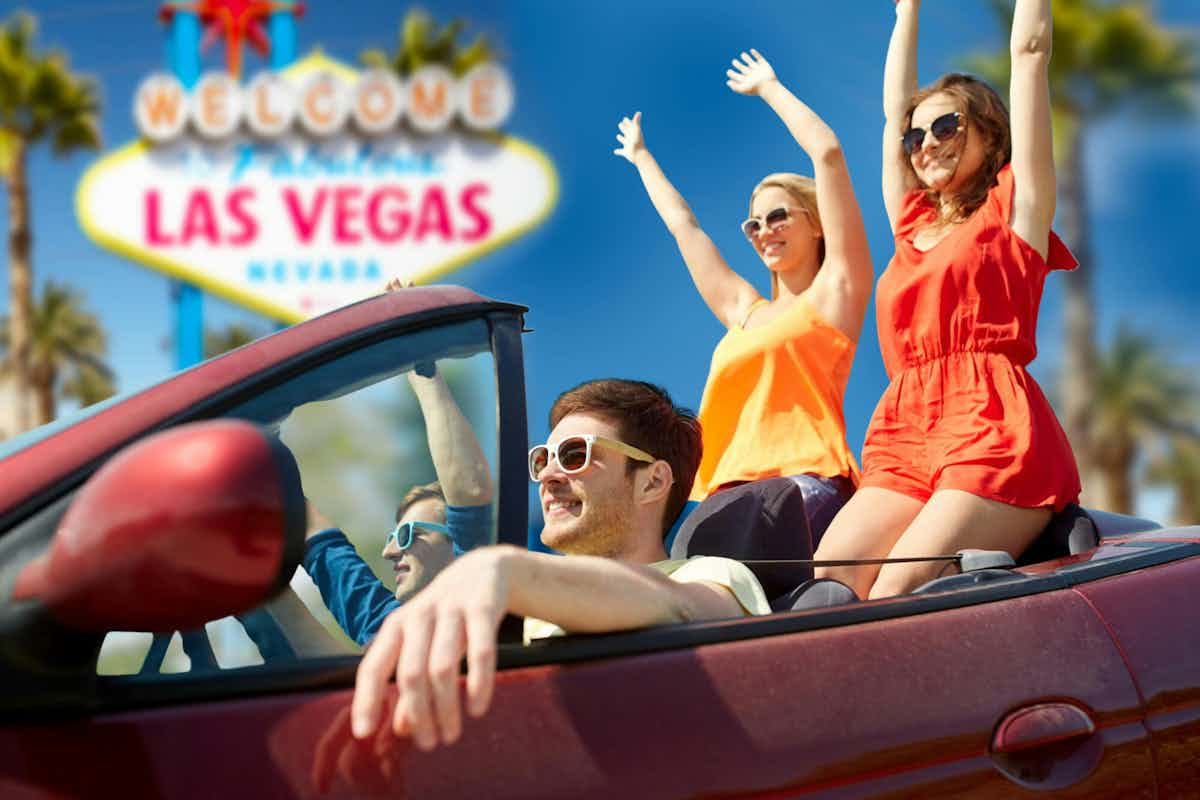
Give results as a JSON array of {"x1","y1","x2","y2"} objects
[{"x1": 364, "y1": 8, "x2": 497, "y2": 78}]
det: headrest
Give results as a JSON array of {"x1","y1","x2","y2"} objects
[
  {"x1": 1016, "y1": 503, "x2": 1098, "y2": 566},
  {"x1": 770, "y1": 578, "x2": 859, "y2": 613},
  {"x1": 671, "y1": 478, "x2": 813, "y2": 598}
]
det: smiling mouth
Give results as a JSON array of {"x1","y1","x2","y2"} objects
[{"x1": 544, "y1": 498, "x2": 582, "y2": 517}]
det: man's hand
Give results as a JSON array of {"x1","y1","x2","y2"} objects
[
  {"x1": 613, "y1": 111, "x2": 647, "y2": 164},
  {"x1": 725, "y1": 49, "x2": 778, "y2": 96},
  {"x1": 350, "y1": 546, "x2": 514, "y2": 749}
]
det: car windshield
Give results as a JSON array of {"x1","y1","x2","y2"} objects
[{"x1": 96, "y1": 317, "x2": 501, "y2": 676}]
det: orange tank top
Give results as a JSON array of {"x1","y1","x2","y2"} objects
[{"x1": 691, "y1": 295, "x2": 860, "y2": 500}]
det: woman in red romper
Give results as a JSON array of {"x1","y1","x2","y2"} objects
[{"x1": 814, "y1": 0, "x2": 1080, "y2": 599}]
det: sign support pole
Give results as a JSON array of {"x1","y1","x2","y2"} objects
[
  {"x1": 269, "y1": 4, "x2": 298, "y2": 332},
  {"x1": 269, "y1": 5, "x2": 298, "y2": 69},
  {"x1": 167, "y1": 9, "x2": 204, "y2": 370}
]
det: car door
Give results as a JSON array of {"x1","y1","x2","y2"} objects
[
  {"x1": 0, "y1": 292, "x2": 530, "y2": 798},
  {"x1": 364, "y1": 578, "x2": 1156, "y2": 798},
  {"x1": 2, "y1": 565, "x2": 1158, "y2": 799},
  {"x1": 1069, "y1": 538, "x2": 1200, "y2": 797}
]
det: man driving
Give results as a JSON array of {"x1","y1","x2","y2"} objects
[{"x1": 351, "y1": 379, "x2": 770, "y2": 751}]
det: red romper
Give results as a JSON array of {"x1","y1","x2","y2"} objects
[{"x1": 861, "y1": 164, "x2": 1081, "y2": 510}]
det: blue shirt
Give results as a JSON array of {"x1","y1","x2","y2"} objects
[{"x1": 303, "y1": 504, "x2": 493, "y2": 645}]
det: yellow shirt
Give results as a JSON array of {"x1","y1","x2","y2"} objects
[
  {"x1": 523, "y1": 556, "x2": 771, "y2": 642},
  {"x1": 691, "y1": 295, "x2": 860, "y2": 500}
]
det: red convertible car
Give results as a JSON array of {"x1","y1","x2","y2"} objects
[{"x1": 1, "y1": 286, "x2": 1197, "y2": 798}]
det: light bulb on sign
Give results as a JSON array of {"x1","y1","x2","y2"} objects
[
  {"x1": 297, "y1": 71, "x2": 351, "y2": 138},
  {"x1": 460, "y1": 63, "x2": 514, "y2": 131},
  {"x1": 352, "y1": 70, "x2": 406, "y2": 136},
  {"x1": 192, "y1": 72, "x2": 243, "y2": 140},
  {"x1": 134, "y1": 74, "x2": 188, "y2": 143},
  {"x1": 406, "y1": 65, "x2": 458, "y2": 135},
  {"x1": 245, "y1": 72, "x2": 296, "y2": 138}
]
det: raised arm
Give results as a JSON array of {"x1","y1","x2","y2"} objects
[
  {"x1": 386, "y1": 278, "x2": 493, "y2": 509},
  {"x1": 882, "y1": 0, "x2": 921, "y2": 230},
  {"x1": 1007, "y1": 0, "x2": 1055, "y2": 258},
  {"x1": 350, "y1": 546, "x2": 746, "y2": 748},
  {"x1": 728, "y1": 49, "x2": 873, "y2": 339},
  {"x1": 406, "y1": 370, "x2": 492, "y2": 508},
  {"x1": 614, "y1": 113, "x2": 761, "y2": 328}
]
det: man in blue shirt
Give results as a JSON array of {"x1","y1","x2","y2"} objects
[
  {"x1": 304, "y1": 481, "x2": 492, "y2": 645},
  {"x1": 302, "y1": 364, "x2": 494, "y2": 645}
]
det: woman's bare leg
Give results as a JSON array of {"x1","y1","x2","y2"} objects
[
  {"x1": 867, "y1": 489, "x2": 1052, "y2": 599},
  {"x1": 813, "y1": 487, "x2": 925, "y2": 599}
]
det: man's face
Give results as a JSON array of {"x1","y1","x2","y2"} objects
[
  {"x1": 536, "y1": 412, "x2": 640, "y2": 557},
  {"x1": 381, "y1": 497, "x2": 454, "y2": 601}
]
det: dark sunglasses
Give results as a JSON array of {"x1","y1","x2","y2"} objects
[
  {"x1": 740, "y1": 206, "x2": 805, "y2": 239},
  {"x1": 528, "y1": 434, "x2": 655, "y2": 481},
  {"x1": 901, "y1": 111, "x2": 963, "y2": 156},
  {"x1": 385, "y1": 520, "x2": 451, "y2": 551}
]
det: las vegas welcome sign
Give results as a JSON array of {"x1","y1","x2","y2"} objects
[{"x1": 76, "y1": 52, "x2": 558, "y2": 322}]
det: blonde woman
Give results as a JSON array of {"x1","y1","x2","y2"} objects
[{"x1": 615, "y1": 49, "x2": 873, "y2": 543}]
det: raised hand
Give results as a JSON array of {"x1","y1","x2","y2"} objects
[
  {"x1": 726, "y1": 49, "x2": 778, "y2": 96},
  {"x1": 613, "y1": 111, "x2": 646, "y2": 164}
]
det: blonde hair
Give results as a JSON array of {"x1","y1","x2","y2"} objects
[{"x1": 750, "y1": 173, "x2": 825, "y2": 299}]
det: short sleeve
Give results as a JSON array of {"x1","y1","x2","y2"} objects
[
  {"x1": 1045, "y1": 232, "x2": 1078, "y2": 272},
  {"x1": 445, "y1": 504, "x2": 494, "y2": 555},
  {"x1": 989, "y1": 163, "x2": 1079, "y2": 272},
  {"x1": 667, "y1": 556, "x2": 771, "y2": 616}
]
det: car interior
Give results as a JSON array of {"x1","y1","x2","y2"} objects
[{"x1": 669, "y1": 477, "x2": 1163, "y2": 612}]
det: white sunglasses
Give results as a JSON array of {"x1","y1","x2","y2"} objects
[{"x1": 528, "y1": 434, "x2": 655, "y2": 481}]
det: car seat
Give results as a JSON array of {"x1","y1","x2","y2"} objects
[{"x1": 670, "y1": 478, "x2": 814, "y2": 600}]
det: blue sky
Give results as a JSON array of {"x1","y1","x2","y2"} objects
[{"x1": 3, "y1": 1, "x2": 1199, "y2": 516}]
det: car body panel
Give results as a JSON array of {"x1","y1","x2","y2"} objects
[
  {"x1": 0, "y1": 586, "x2": 1155, "y2": 798},
  {"x1": 1073, "y1": 549, "x2": 1200, "y2": 797}
]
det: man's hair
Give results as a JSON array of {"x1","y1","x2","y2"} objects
[
  {"x1": 395, "y1": 481, "x2": 446, "y2": 523},
  {"x1": 549, "y1": 379, "x2": 702, "y2": 535}
]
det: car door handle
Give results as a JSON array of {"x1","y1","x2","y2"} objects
[{"x1": 989, "y1": 702, "x2": 1103, "y2": 789}]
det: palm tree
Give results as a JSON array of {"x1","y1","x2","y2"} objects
[
  {"x1": 1090, "y1": 326, "x2": 1195, "y2": 514},
  {"x1": 0, "y1": 280, "x2": 113, "y2": 426},
  {"x1": 963, "y1": 0, "x2": 1198, "y2": 495},
  {"x1": 360, "y1": 8, "x2": 494, "y2": 77},
  {"x1": 60, "y1": 363, "x2": 115, "y2": 408},
  {"x1": 1146, "y1": 437, "x2": 1200, "y2": 525},
  {"x1": 0, "y1": 13, "x2": 101, "y2": 434}
]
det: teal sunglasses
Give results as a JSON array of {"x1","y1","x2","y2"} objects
[{"x1": 385, "y1": 520, "x2": 451, "y2": 551}]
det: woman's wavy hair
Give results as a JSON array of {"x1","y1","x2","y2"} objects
[
  {"x1": 903, "y1": 73, "x2": 1011, "y2": 223},
  {"x1": 750, "y1": 173, "x2": 824, "y2": 300}
]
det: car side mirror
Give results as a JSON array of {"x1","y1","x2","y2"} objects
[{"x1": 12, "y1": 420, "x2": 306, "y2": 632}]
